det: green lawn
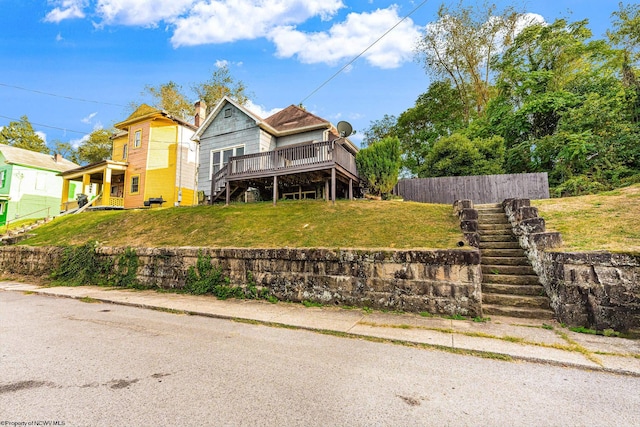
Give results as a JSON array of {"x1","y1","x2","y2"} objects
[
  {"x1": 533, "y1": 184, "x2": 640, "y2": 253},
  {"x1": 22, "y1": 199, "x2": 463, "y2": 249}
]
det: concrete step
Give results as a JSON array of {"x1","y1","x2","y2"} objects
[
  {"x1": 481, "y1": 256, "x2": 530, "y2": 266},
  {"x1": 478, "y1": 224, "x2": 512, "y2": 231},
  {"x1": 481, "y1": 248, "x2": 526, "y2": 257},
  {"x1": 475, "y1": 203, "x2": 502, "y2": 209},
  {"x1": 482, "y1": 283, "x2": 546, "y2": 296},
  {"x1": 480, "y1": 234, "x2": 516, "y2": 242},
  {"x1": 479, "y1": 241, "x2": 522, "y2": 249},
  {"x1": 482, "y1": 264, "x2": 536, "y2": 275},
  {"x1": 483, "y1": 293, "x2": 551, "y2": 309},
  {"x1": 478, "y1": 228, "x2": 513, "y2": 236},
  {"x1": 477, "y1": 215, "x2": 510, "y2": 224},
  {"x1": 483, "y1": 274, "x2": 540, "y2": 285},
  {"x1": 477, "y1": 210, "x2": 504, "y2": 215},
  {"x1": 482, "y1": 304, "x2": 555, "y2": 320}
]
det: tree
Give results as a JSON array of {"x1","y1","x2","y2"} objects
[
  {"x1": 361, "y1": 115, "x2": 397, "y2": 147},
  {"x1": 608, "y1": 2, "x2": 640, "y2": 66},
  {"x1": 355, "y1": 136, "x2": 402, "y2": 197},
  {"x1": 52, "y1": 140, "x2": 76, "y2": 160},
  {"x1": 144, "y1": 81, "x2": 194, "y2": 119},
  {"x1": 395, "y1": 81, "x2": 467, "y2": 176},
  {"x1": 422, "y1": 133, "x2": 505, "y2": 177},
  {"x1": 75, "y1": 129, "x2": 113, "y2": 165},
  {"x1": 416, "y1": 1, "x2": 526, "y2": 120},
  {"x1": 0, "y1": 115, "x2": 49, "y2": 154},
  {"x1": 488, "y1": 18, "x2": 612, "y2": 173},
  {"x1": 193, "y1": 64, "x2": 251, "y2": 108}
]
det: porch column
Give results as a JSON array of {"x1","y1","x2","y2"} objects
[
  {"x1": 82, "y1": 173, "x2": 91, "y2": 195},
  {"x1": 272, "y1": 175, "x2": 278, "y2": 206},
  {"x1": 225, "y1": 181, "x2": 230, "y2": 206},
  {"x1": 331, "y1": 167, "x2": 336, "y2": 205},
  {"x1": 349, "y1": 178, "x2": 353, "y2": 200},
  {"x1": 61, "y1": 178, "x2": 70, "y2": 211},
  {"x1": 102, "y1": 168, "x2": 112, "y2": 207}
]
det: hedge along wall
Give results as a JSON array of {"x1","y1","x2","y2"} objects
[
  {"x1": 0, "y1": 246, "x2": 483, "y2": 316},
  {"x1": 503, "y1": 199, "x2": 640, "y2": 333}
]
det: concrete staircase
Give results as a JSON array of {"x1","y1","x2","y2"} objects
[{"x1": 476, "y1": 203, "x2": 555, "y2": 319}]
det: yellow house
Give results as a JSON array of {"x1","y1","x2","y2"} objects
[{"x1": 60, "y1": 104, "x2": 199, "y2": 211}]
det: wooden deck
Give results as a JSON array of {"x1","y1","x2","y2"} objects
[{"x1": 211, "y1": 140, "x2": 359, "y2": 204}]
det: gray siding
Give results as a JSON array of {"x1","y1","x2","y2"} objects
[
  {"x1": 276, "y1": 129, "x2": 326, "y2": 147},
  {"x1": 259, "y1": 129, "x2": 276, "y2": 152},
  {"x1": 197, "y1": 102, "x2": 261, "y2": 194}
]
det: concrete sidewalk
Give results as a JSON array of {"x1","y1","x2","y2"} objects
[{"x1": 2, "y1": 281, "x2": 639, "y2": 376}]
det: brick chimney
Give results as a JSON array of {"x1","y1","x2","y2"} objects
[
  {"x1": 53, "y1": 153, "x2": 62, "y2": 163},
  {"x1": 194, "y1": 100, "x2": 207, "y2": 127}
]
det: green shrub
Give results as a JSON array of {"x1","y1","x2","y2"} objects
[{"x1": 356, "y1": 136, "x2": 402, "y2": 197}]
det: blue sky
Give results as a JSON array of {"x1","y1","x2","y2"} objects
[{"x1": 0, "y1": 0, "x2": 626, "y2": 150}]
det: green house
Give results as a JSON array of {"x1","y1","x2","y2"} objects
[{"x1": 0, "y1": 145, "x2": 78, "y2": 226}]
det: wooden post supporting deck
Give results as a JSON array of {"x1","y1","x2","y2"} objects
[
  {"x1": 331, "y1": 167, "x2": 336, "y2": 205},
  {"x1": 324, "y1": 179, "x2": 329, "y2": 202},
  {"x1": 273, "y1": 175, "x2": 278, "y2": 206},
  {"x1": 349, "y1": 178, "x2": 353, "y2": 200},
  {"x1": 225, "y1": 181, "x2": 230, "y2": 206}
]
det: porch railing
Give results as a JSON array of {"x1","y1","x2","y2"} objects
[{"x1": 227, "y1": 140, "x2": 358, "y2": 178}]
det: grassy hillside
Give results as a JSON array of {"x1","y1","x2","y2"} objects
[
  {"x1": 534, "y1": 184, "x2": 640, "y2": 252},
  {"x1": 21, "y1": 200, "x2": 463, "y2": 249}
]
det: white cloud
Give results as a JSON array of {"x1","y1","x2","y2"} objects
[
  {"x1": 170, "y1": 0, "x2": 344, "y2": 47},
  {"x1": 35, "y1": 131, "x2": 48, "y2": 144},
  {"x1": 215, "y1": 59, "x2": 229, "y2": 69},
  {"x1": 44, "y1": 0, "x2": 87, "y2": 23},
  {"x1": 81, "y1": 112, "x2": 98, "y2": 124},
  {"x1": 55, "y1": 33, "x2": 64, "y2": 42},
  {"x1": 70, "y1": 134, "x2": 89, "y2": 150},
  {"x1": 245, "y1": 100, "x2": 282, "y2": 119},
  {"x1": 95, "y1": 0, "x2": 197, "y2": 26},
  {"x1": 43, "y1": 1, "x2": 422, "y2": 70},
  {"x1": 269, "y1": 6, "x2": 421, "y2": 69}
]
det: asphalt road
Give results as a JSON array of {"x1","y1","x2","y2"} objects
[{"x1": 1, "y1": 291, "x2": 639, "y2": 427}]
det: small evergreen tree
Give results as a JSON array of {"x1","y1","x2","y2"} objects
[{"x1": 355, "y1": 136, "x2": 402, "y2": 198}]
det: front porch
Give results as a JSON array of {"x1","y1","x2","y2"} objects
[
  {"x1": 60, "y1": 160, "x2": 128, "y2": 212},
  {"x1": 211, "y1": 140, "x2": 359, "y2": 204}
]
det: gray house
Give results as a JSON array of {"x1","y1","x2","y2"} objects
[{"x1": 192, "y1": 96, "x2": 359, "y2": 204}]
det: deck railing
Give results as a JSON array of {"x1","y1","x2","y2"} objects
[
  {"x1": 211, "y1": 164, "x2": 229, "y2": 195},
  {"x1": 226, "y1": 140, "x2": 357, "y2": 178}
]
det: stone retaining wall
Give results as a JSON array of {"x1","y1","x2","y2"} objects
[
  {"x1": 503, "y1": 199, "x2": 640, "y2": 333},
  {"x1": 0, "y1": 246, "x2": 483, "y2": 316}
]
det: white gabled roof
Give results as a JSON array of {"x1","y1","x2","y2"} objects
[{"x1": 0, "y1": 144, "x2": 78, "y2": 172}]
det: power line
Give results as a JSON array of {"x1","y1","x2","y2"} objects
[
  {"x1": 299, "y1": 0, "x2": 429, "y2": 105},
  {"x1": 0, "y1": 114, "x2": 198, "y2": 146},
  {"x1": 0, "y1": 82, "x2": 127, "y2": 107},
  {"x1": 0, "y1": 114, "x2": 88, "y2": 135}
]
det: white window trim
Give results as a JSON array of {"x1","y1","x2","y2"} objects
[
  {"x1": 209, "y1": 145, "x2": 245, "y2": 180},
  {"x1": 134, "y1": 130, "x2": 142, "y2": 148}
]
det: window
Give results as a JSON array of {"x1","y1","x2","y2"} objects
[
  {"x1": 122, "y1": 144, "x2": 128, "y2": 160},
  {"x1": 0, "y1": 170, "x2": 5, "y2": 188},
  {"x1": 134, "y1": 130, "x2": 142, "y2": 148},
  {"x1": 210, "y1": 146, "x2": 244, "y2": 179},
  {"x1": 130, "y1": 175, "x2": 140, "y2": 194},
  {"x1": 224, "y1": 108, "x2": 232, "y2": 118},
  {"x1": 0, "y1": 202, "x2": 4, "y2": 215}
]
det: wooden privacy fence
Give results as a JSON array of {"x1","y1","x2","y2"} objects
[{"x1": 394, "y1": 173, "x2": 550, "y2": 204}]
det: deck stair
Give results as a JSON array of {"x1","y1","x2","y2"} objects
[{"x1": 476, "y1": 203, "x2": 555, "y2": 319}]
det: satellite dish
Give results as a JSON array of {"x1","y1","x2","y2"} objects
[{"x1": 337, "y1": 121, "x2": 353, "y2": 137}]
